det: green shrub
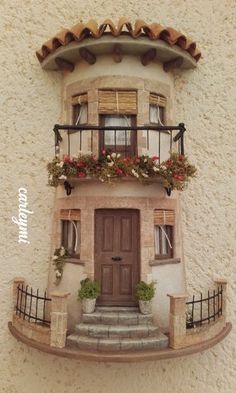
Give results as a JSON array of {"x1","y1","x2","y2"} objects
[
  {"x1": 135, "y1": 281, "x2": 155, "y2": 301},
  {"x1": 78, "y1": 278, "x2": 100, "y2": 300}
]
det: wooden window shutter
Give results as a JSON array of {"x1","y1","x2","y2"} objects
[
  {"x1": 154, "y1": 210, "x2": 175, "y2": 226},
  {"x1": 60, "y1": 209, "x2": 81, "y2": 220},
  {"x1": 71, "y1": 93, "x2": 88, "y2": 106},
  {"x1": 98, "y1": 90, "x2": 137, "y2": 114},
  {"x1": 150, "y1": 93, "x2": 167, "y2": 108}
]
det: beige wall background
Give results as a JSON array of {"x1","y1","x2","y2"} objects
[{"x1": 0, "y1": 1, "x2": 235, "y2": 392}]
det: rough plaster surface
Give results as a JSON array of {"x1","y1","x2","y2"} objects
[{"x1": 0, "y1": 1, "x2": 235, "y2": 392}]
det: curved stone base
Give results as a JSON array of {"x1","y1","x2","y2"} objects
[{"x1": 8, "y1": 322, "x2": 232, "y2": 363}]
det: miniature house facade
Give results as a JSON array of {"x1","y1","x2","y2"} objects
[
  {"x1": 45, "y1": 21, "x2": 193, "y2": 330},
  {"x1": 9, "y1": 19, "x2": 231, "y2": 361}
]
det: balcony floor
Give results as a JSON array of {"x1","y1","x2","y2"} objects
[{"x1": 8, "y1": 321, "x2": 231, "y2": 363}]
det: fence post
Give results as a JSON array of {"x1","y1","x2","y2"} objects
[
  {"x1": 214, "y1": 278, "x2": 227, "y2": 320},
  {"x1": 13, "y1": 277, "x2": 25, "y2": 313},
  {"x1": 50, "y1": 291, "x2": 70, "y2": 348},
  {"x1": 167, "y1": 293, "x2": 188, "y2": 349}
]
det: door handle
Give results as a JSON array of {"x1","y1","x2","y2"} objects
[{"x1": 111, "y1": 256, "x2": 122, "y2": 261}]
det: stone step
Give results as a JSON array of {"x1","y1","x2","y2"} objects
[
  {"x1": 67, "y1": 333, "x2": 168, "y2": 352},
  {"x1": 75, "y1": 323, "x2": 159, "y2": 338},
  {"x1": 96, "y1": 306, "x2": 139, "y2": 313},
  {"x1": 82, "y1": 311, "x2": 153, "y2": 326}
]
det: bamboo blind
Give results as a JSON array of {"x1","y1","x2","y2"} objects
[
  {"x1": 154, "y1": 210, "x2": 175, "y2": 226},
  {"x1": 60, "y1": 209, "x2": 81, "y2": 220},
  {"x1": 150, "y1": 93, "x2": 167, "y2": 108},
  {"x1": 71, "y1": 93, "x2": 88, "y2": 106},
  {"x1": 98, "y1": 90, "x2": 137, "y2": 114}
]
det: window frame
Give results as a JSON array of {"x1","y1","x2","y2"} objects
[
  {"x1": 99, "y1": 114, "x2": 137, "y2": 157},
  {"x1": 154, "y1": 224, "x2": 173, "y2": 260}
]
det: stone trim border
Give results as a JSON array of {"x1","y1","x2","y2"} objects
[
  {"x1": 8, "y1": 321, "x2": 231, "y2": 363},
  {"x1": 149, "y1": 258, "x2": 181, "y2": 266}
]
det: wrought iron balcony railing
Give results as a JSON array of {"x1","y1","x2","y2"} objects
[{"x1": 53, "y1": 123, "x2": 186, "y2": 162}]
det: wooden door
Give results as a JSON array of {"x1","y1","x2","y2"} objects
[{"x1": 95, "y1": 209, "x2": 140, "y2": 306}]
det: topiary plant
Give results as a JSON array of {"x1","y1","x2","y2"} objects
[
  {"x1": 78, "y1": 278, "x2": 100, "y2": 300},
  {"x1": 135, "y1": 281, "x2": 155, "y2": 301}
]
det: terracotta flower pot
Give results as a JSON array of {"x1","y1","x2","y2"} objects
[
  {"x1": 82, "y1": 298, "x2": 96, "y2": 313},
  {"x1": 139, "y1": 300, "x2": 152, "y2": 314}
]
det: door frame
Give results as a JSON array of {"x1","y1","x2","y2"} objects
[{"x1": 94, "y1": 208, "x2": 140, "y2": 306}]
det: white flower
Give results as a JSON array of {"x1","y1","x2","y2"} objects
[
  {"x1": 111, "y1": 152, "x2": 117, "y2": 159},
  {"x1": 144, "y1": 158, "x2": 148, "y2": 163},
  {"x1": 107, "y1": 162, "x2": 114, "y2": 167},
  {"x1": 58, "y1": 175, "x2": 67, "y2": 180},
  {"x1": 59, "y1": 161, "x2": 64, "y2": 168},
  {"x1": 53, "y1": 255, "x2": 58, "y2": 260},
  {"x1": 153, "y1": 166, "x2": 160, "y2": 172},
  {"x1": 60, "y1": 247, "x2": 65, "y2": 256},
  {"x1": 107, "y1": 155, "x2": 111, "y2": 159},
  {"x1": 107, "y1": 174, "x2": 111, "y2": 177},
  {"x1": 142, "y1": 173, "x2": 149, "y2": 178},
  {"x1": 117, "y1": 153, "x2": 121, "y2": 158},
  {"x1": 131, "y1": 169, "x2": 139, "y2": 178},
  {"x1": 55, "y1": 270, "x2": 62, "y2": 278},
  {"x1": 49, "y1": 175, "x2": 53, "y2": 180}
]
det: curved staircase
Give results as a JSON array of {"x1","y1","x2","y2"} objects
[{"x1": 67, "y1": 307, "x2": 168, "y2": 352}]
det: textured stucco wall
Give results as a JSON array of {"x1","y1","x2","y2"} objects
[{"x1": 0, "y1": 1, "x2": 235, "y2": 393}]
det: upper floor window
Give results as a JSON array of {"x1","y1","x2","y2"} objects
[
  {"x1": 60, "y1": 209, "x2": 81, "y2": 258},
  {"x1": 98, "y1": 90, "x2": 137, "y2": 156},
  {"x1": 69, "y1": 94, "x2": 88, "y2": 156},
  {"x1": 149, "y1": 94, "x2": 168, "y2": 161},
  {"x1": 154, "y1": 209, "x2": 174, "y2": 259},
  {"x1": 149, "y1": 94, "x2": 166, "y2": 125}
]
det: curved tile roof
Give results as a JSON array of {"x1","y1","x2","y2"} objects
[{"x1": 36, "y1": 18, "x2": 201, "y2": 64}]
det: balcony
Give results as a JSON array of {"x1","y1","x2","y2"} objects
[
  {"x1": 53, "y1": 123, "x2": 186, "y2": 160},
  {"x1": 8, "y1": 278, "x2": 231, "y2": 362},
  {"x1": 50, "y1": 123, "x2": 190, "y2": 196}
]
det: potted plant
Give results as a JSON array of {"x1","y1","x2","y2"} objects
[
  {"x1": 135, "y1": 281, "x2": 156, "y2": 314},
  {"x1": 78, "y1": 278, "x2": 100, "y2": 313}
]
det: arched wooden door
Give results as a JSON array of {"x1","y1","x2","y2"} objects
[{"x1": 94, "y1": 209, "x2": 140, "y2": 306}]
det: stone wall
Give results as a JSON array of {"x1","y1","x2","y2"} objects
[{"x1": 0, "y1": 1, "x2": 235, "y2": 393}]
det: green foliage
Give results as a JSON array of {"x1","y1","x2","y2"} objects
[
  {"x1": 135, "y1": 281, "x2": 156, "y2": 301},
  {"x1": 53, "y1": 246, "x2": 68, "y2": 285},
  {"x1": 78, "y1": 278, "x2": 100, "y2": 300}
]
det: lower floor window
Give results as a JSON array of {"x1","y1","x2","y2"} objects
[
  {"x1": 154, "y1": 209, "x2": 175, "y2": 259},
  {"x1": 154, "y1": 225, "x2": 173, "y2": 259},
  {"x1": 60, "y1": 209, "x2": 81, "y2": 258}
]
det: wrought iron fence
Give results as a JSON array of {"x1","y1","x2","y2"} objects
[
  {"x1": 53, "y1": 123, "x2": 186, "y2": 162},
  {"x1": 186, "y1": 286, "x2": 223, "y2": 329},
  {"x1": 15, "y1": 284, "x2": 51, "y2": 326}
]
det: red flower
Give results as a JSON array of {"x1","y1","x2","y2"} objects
[
  {"x1": 152, "y1": 156, "x2": 159, "y2": 161},
  {"x1": 77, "y1": 160, "x2": 85, "y2": 167},
  {"x1": 166, "y1": 159, "x2": 173, "y2": 167},
  {"x1": 178, "y1": 155, "x2": 185, "y2": 161},
  {"x1": 63, "y1": 155, "x2": 71, "y2": 163},
  {"x1": 173, "y1": 174, "x2": 184, "y2": 180},
  {"x1": 116, "y1": 168, "x2": 123, "y2": 175},
  {"x1": 78, "y1": 172, "x2": 86, "y2": 178},
  {"x1": 102, "y1": 149, "x2": 106, "y2": 156}
]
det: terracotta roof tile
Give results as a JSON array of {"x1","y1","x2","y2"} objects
[{"x1": 36, "y1": 18, "x2": 201, "y2": 64}]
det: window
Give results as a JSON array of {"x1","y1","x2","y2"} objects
[
  {"x1": 154, "y1": 210, "x2": 174, "y2": 259},
  {"x1": 69, "y1": 94, "x2": 88, "y2": 157},
  {"x1": 98, "y1": 90, "x2": 137, "y2": 156},
  {"x1": 149, "y1": 94, "x2": 169, "y2": 161},
  {"x1": 60, "y1": 209, "x2": 81, "y2": 258}
]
